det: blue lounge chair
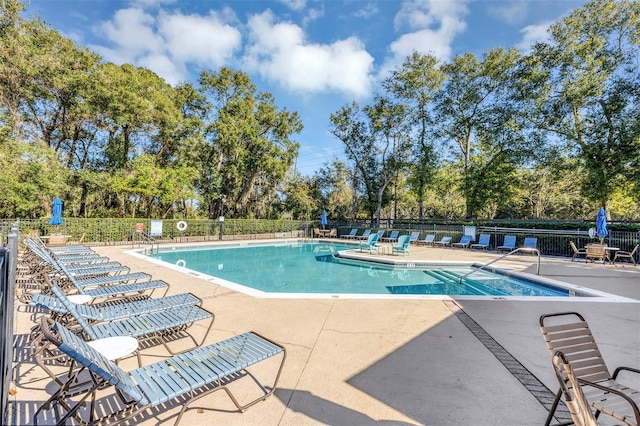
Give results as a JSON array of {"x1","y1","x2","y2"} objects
[
  {"x1": 497, "y1": 235, "x2": 517, "y2": 252},
  {"x1": 432, "y1": 236, "x2": 452, "y2": 247},
  {"x1": 343, "y1": 228, "x2": 358, "y2": 239},
  {"x1": 408, "y1": 231, "x2": 420, "y2": 244},
  {"x1": 355, "y1": 229, "x2": 372, "y2": 240},
  {"x1": 417, "y1": 234, "x2": 436, "y2": 245},
  {"x1": 31, "y1": 288, "x2": 201, "y2": 322},
  {"x1": 49, "y1": 285, "x2": 214, "y2": 356},
  {"x1": 451, "y1": 235, "x2": 473, "y2": 249},
  {"x1": 35, "y1": 319, "x2": 286, "y2": 426},
  {"x1": 470, "y1": 234, "x2": 491, "y2": 250},
  {"x1": 380, "y1": 230, "x2": 399, "y2": 243},
  {"x1": 376, "y1": 230, "x2": 385, "y2": 239},
  {"x1": 519, "y1": 237, "x2": 538, "y2": 254},
  {"x1": 392, "y1": 235, "x2": 411, "y2": 256},
  {"x1": 359, "y1": 233, "x2": 380, "y2": 254}
]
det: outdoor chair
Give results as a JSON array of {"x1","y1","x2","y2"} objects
[
  {"x1": 355, "y1": 229, "x2": 372, "y2": 240},
  {"x1": 30, "y1": 288, "x2": 201, "y2": 322},
  {"x1": 551, "y1": 351, "x2": 599, "y2": 426},
  {"x1": 408, "y1": 231, "x2": 420, "y2": 244},
  {"x1": 359, "y1": 233, "x2": 380, "y2": 254},
  {"x1": 613, "y1": 244, "x2": 638, "y2": 266},
  {"x1": 391, "y1": 235, "x2": 411, "y2": 256},
  {"x1": 417, "y1": 234, "x2": 436, "y2": 246},
  {"x1": 539, "y1": 312, "x2": 640, "y2": 426},
  {"x1": 343, "y1": 228, "x2": 358, "y2": 239},
  {"x1": 497, "y1": 235, "x2": 517, "y2": 252},
  {"x1": 470, "y1": 234, "x2": 491, "y2": 250},
  {"x1": 34, "y1": 318, "x2": 286, "y2": 426},
  {"x1": 376, "y1": 229, "x2": 385, "y2": 239},
  {"x1": 380, "y1": 230, "x2": 399, "y2": 243},
  {"x1": 519, "y1": 237, "x2": 538, "y2": 254},
  {"x1": 313, "y1": 228, "x2": 321, "y2": 238},
  {"x1": 327, "y1": 228, "x2": 337, "y2": 238},
  {"x1": 586, "y1": 243, "x2": 608, "y2": 263},
  {"x1": 569, "y1": 241, "x2": 587, "y2": 262},
  {"x1": 451, "y1": 235, "x2": 473, "y2": 249},
  {"x1": 432, "y1": 236, "x2": 452, "y2": 247},
  {"x1": 48, "y1": 285, "x2": 215, "y2": 356}
]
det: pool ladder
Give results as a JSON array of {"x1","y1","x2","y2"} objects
[{"x1": 460, "y1": 248, "x2": 541, "y2": 284}]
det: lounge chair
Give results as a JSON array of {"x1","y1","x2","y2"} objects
[
  {"x1": 49, "y1": 285, "x2": 214, "y2": 356},
  {"x1": 343, "y1": 228, "x2": 358, "y2": 239},
  {"x1": 416, "y1": 234, "x2": 436, "y2": 246},
  {"x1": 355, "y1": 229, "x2": 372, "y2": 240},
  {"x1": 359, "y1": 233, "x2": 380, "y2": 254},
  {"x1": 376, "y1": 229, "x2": 385, "y2": 239},
  {"x1": 391, "y1": 235, "x2": 411, "y2": 256},
  {"x1": 470, "y1": 234, "x2": 491, "y2": 250},
  {"x1": 432, "y1": 236, "x2": 452, "y2": 247},
  {"x1": 551, "y1": 351, "x2": 599, "y2": 426},
  {"x1": 569, "y1": 241, "x2": 587, "y2": 261},
  {"x1": 380, "y1": 230, "x2": 399, "y2": 243},
  {"x1": 34, "y1": 318, "x2": 286, "y2": 426},
  {"x1": 539, "y1": 312, "x2": 640, "y2": 426},
  {"x1": 408, "y1": 231, "x2": 420, "y2": 245},
  {"x1": 519, "y1": 237, "x2": 538, "y2": 254},
  {"x1": 613, "y1": 244, "x2": 638, "y2": 266},
  {"x1": 586, "y1": 243, "x2": 608, "y2": 263},
  {"x1": 451, "y1": 235, "x2": 472, "y2": 249},
  {"x1": 496, "y1": 235, "x2": 517, "y2": 252},
  {"x1": 30, "y1": 288, "x2": 201, "y2": 322}
]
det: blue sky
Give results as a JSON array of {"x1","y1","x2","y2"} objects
[{"x1": 24, "y1": 0, "x2": 587, "y2": 176}]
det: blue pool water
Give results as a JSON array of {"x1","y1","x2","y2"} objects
[{"x1": 148, "y1": 242, "x2": 576, "y2": 297}]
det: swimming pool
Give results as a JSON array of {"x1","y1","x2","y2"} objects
[{"x1": 142, "y1": 241, "x2": 599, "y2": 299}]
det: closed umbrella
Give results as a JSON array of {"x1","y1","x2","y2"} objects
[
  {"x1": 49, "y1": 197, "x2": 63, "y2": 226},
  {"x1": 596, "y1": 207, "x2": 608, "y2": 243},
  {"x1": 320, "y1": 210, "x2": 328, "y2": 230}
]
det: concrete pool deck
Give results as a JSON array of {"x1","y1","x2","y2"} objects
[{"x1": 9, "y1": 239, "x2": 640, "y2": 425}]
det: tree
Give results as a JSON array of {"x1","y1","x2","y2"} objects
[
  {"x1": 524, "y1": 0, "x2": 640, "y2": 212},
  {"x1": 330, "y1": 98, "x2": 412, "y2": 226},
  {"x1": 382, "y1": 52, "x2": 444, "y2": 219},
  {"x1": 434, "y1": 48, "x2": 535, "y2": 219}
]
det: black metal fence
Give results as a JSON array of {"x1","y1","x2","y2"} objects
[{"x1": 1, "y1": 223, "x2": 19, "y2": 426}]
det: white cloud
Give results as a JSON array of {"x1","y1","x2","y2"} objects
[
  {"x1": 158, "y1": 11, "x2": 241, "y2": 66},
  {"x1": 381, "y1": 0, "x2": 468, "y2": 76},
  {"x1": 517, "y1": 21, "x2": 552, "y2": 53},
  {"x1": 487, "y1": 1, "x2": 529, "y2": 25},
  {"x1": 129, "y1": 0, "x2": 177, "y2": 8},
  {"x1": 243, "y1": 11, "x2": 374, "y2": 98},
  {"x1": 354, "y1": 3, "x2": 378, "y2": 19},
  {"x1": 279, "y1": 0, "x2": 306, "y2": 11},
  {"x1": 92, "y1": 7, "x2": 241, "y2": 85},
  {"x1": 302, "y1": 6, "x2": 324, "y2": 27}
]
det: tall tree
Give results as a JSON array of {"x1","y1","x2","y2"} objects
[{"x1": 524, "y1": 0, "x2": 640, "y2": 212}]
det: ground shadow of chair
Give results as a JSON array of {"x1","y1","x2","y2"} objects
[
  {"x1": 451, "y1": 235, "x2": 472, "y2": 249},
  {"x1": 569, "y1": 241, "x2": 587, "y2": 262},
  {"x1": 539, "y1": 311, "x2": 640, "y2": 426},
  {"x1": 470, "y1": 234, "x2": 490, "y2": 250},
  {"x1": 613, "y1": 244, "x2": 638, "y2": 266},
  {"x1": 497, "y1": 235, "x2": 516, "y2": 252},
  {"x1": 34, "y1": 318, "x2": 286, "y2": 426},
  {"x1": 392, "y1": 235, "x2": 411, "y2": 256}
]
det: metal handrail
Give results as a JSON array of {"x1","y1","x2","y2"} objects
[
  {"x1": 460, "y1": 247, "x2": 541, "y2": 283},
  {"x1": 132, "y1": 231, "x2": 159, "y2": 254}
]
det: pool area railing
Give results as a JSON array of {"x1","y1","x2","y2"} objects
[{"x1": 461, "y1": 247, "x2": 541, "y2": 283}]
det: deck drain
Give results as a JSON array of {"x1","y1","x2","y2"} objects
[{"x1": 443, "y1": 300, "x2": 571, "y2": 423}]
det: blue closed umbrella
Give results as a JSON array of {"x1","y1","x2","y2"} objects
[
  {"x1": 596, "y1": 207, "x2": 608, "y2": 241},
  {"x1": 49, "y1": 197, "x2": 63, "y2": 225},
  {"x1": 320, "y1": 210, "x2": 328, "y2": 230}
]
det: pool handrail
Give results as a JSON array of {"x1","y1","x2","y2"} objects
[{"x1": 460, "y1": 247, "x2": 541, "y2": 283}]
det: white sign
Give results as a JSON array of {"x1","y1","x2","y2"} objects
[
  {"x1": 150, "y1": 220, "x2": 163, "y2": 237},
  {"x1": 464, "y1": 226, "x2": 477, "y2": 241}
]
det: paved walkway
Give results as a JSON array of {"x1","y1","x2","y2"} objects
[{"x1": 9, "y1": 240, "x2": 640, "y2": 425}]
